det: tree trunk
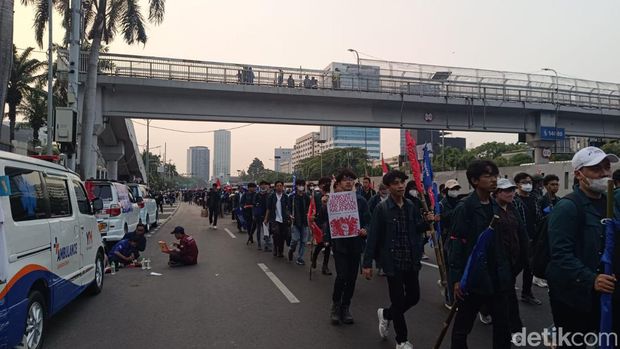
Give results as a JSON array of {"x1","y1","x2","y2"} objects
[
  {"x1": 79, "y1": 0, "x2": 106, "y2": 179},
  {"x1": 8, "y1": 102, "x2": 15, "y2": 147},
  {"x1": 0, "y1": 0, "x2": 14, "y2": 128}
]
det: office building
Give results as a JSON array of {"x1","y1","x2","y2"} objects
[
  {"x1": 186, "y1": 146, "x2": 210, "y2": 181},
  {"x1": 320, "y1": 126, "x2": 380, "y2": 160},
  {"x1": 274, "y1": 147, "x2": 293, "y2": 172},
  {"x1": 213, "y1": 129, "x2": 231, "y2": 182},
  {"x1": 292, "y1": 132, "x2": 322, "y2": 169}
]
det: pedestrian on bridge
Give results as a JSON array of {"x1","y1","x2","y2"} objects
[{"x1": 287, "y1": 74, "x2": 295, "y2": 88}]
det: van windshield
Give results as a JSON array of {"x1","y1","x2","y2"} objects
[
  {"x1": 129, "y1": 186, "x2": 141, "y2": 198},
  {"x1": 93, "y1": 185, "x2": 113, "y2": 201}
]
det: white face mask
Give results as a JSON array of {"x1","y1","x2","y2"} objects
[
  {"x1": 584, "y1": 176, "x2": 611, "y2": 194},
  {"x1": 297, "y1": 186, "x2": 305, "y2": 192},
  {"x1": 520, "y1": 183, "x2": 533, "y2": 193},
  {"x1": 408, "y1": 190, "x2": 418, "y2": 198},
  {"x1": 447, "y1": 190, "x2": 459, "y2": 198}
]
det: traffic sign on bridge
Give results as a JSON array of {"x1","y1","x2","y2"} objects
[{"x1": 540, "y1": 127, "x2": 565, "y2": 140}]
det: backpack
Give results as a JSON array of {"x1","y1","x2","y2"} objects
[{"x1": 530, "y1": 193, "x2": 584, "y2": 278}]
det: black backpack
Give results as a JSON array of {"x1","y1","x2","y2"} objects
[{"x1": 530, "y1": 193, "x2": 584, "y2": 278}]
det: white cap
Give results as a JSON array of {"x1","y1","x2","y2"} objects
[
  {"x1": 445, "y1": 179, "x2": 461, "y2": 190},
  {"x1": 571, "y1": 146, "x2": 619, "y2": 170},
  {"x1": 497, "y1": 178, "x2": 517, "y2": 190}
]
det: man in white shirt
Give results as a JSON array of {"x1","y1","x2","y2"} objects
[{"x1": 264, "y1": 181, "x2": 291, "y2": 258}]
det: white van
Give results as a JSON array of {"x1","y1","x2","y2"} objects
[
  {"x1": 127, "y1": 183, "x2": 158, "y2": 231},
  {"x1": 85, "y1": 180, "x2": 140, "y2": 245},
  {"x1": 0, "y1": 152, "x2": 105, "y2": 349}
]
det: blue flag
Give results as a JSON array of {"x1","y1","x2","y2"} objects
[
  {"x1": 432, "y1": 182, "x2": 442, "y2": 243},
  {"x1": 422, "y1": 144, "x2": 434, "y2": 191},
  {"x1": 600, "y1": 219, "x2": 618, "y2": 349},
  {"x1": 459, "y1": 225, "x2": 496, "y2": 295},
  {"x1": 292, "y1": 175, "x2": 297, "y2": 195}
]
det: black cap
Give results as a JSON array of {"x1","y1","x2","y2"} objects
[{"x1": 171, "y1": 226, "x2": 185, "y2": 234}]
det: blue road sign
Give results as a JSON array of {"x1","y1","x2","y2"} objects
[{"x1": 540, "y1": 127, "x2": 565, "y2": 140}]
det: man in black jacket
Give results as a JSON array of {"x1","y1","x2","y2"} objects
[
  {"x1": 207, "y1": 183, "x2": 221, "y2": 229},
  {"x1": 289, "y1": 179, "x2": 311, "y2": 265},
  {"x1": 363, "y1": 170, "x2": 432, "y2": 349},
  {"x1": 240, "y1": 183, "x2": 257, "y2": 243},
  {"x1": 324, "y1": 169, "x2": 371, "y2": 325},
  {"x1": 264, "y1": 181, "x2": 291, "y2": 257},
  {"x1": 310, "y1": 177, "x2": 333, "y2": 275}
]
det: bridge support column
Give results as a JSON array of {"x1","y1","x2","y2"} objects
[
  {"x1": 101, "y1": 142, "x2": 125, "y2": 180},
  {"x1": 527, "y1": 111, "x2": 562, "y2": 165}
]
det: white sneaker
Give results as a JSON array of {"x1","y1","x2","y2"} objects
[
  {"x1": 395, "y1": 341, "x2": 413, "y2": 349},
  {"x1": 533, "y1": 277, "x2": 548, "y2": 288},
  {"x1": 479, "y1": 312, "x2": 492, "y2": 325},
  {"x1": 213, "y1": 226, "x2": 217, "y2": 229},
  {"x1": 377, "y1": 308, "x2": 390, "y2": 339}
]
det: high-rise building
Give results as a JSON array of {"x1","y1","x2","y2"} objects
[
  {"x1": 274, "y1": 147, "x2": 293, "y2": 172},
  {"x1": 292, "y1": 132, "x2": 322, "y2": 169},
  {"x1": 186, "y1": 146, "x2": 210, "y2": 181},
  {"x1": 320, "y1": 126, "x2": 380, "y2": 160},
  {"x1": 213, "y1": 129, "x2": 231, "y2": 182}
]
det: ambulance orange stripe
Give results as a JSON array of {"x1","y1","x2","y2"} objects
[{"x1": 0, "y1": 264, "x2": 49, "y2": 300}]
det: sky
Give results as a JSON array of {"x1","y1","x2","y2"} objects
[{"x1": 11, "y1": 0, "x2": 620, "y2": 174}]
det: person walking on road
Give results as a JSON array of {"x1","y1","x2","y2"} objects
[
  {"x1": 363, "y1": 170, "x2": 432, "y2": 349},
  {"x1": 207, "y1": 183, "x2": 222, "y2": 229},
  {"x1": 265, "y1": 181, "x2": 291, "y2": 258},
  {"x1": 289, "y1": 179, "x2": 311, "y2": 265},
  {"x1": 324, "y1": 169, "x2": 371, "y2": 325},
  {"x1": 255, "y1": 181, "x2": 272, "y2": 251},
  {"x1": 241, "y1": 183, "x2": 258, "y2": 244},
  {"x1": 310, "y1": 177, "x2": 333, "y2": 275}
]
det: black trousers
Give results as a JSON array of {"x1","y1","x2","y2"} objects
[
  {"x1": 521, "y1": 263, "x2": 533, "y2": 297},
  {"x1": 451, "y1": 292, "x2": 511, "y2": 349},
  {"x1": 271, "y1": 222, "x2": 288, "y2": 256},
  {"x1": 244, "y1": 211, "x2": 255, "y2": 237},
  {"x1": 383, "y1": 269, "x2": 421, "y2": 344},
  {"x1": 550, "y1": 297, "x2": 599, "y2": 349},
  {"x1": 311, "y1": 242, "x2": 331, "y2": 268},
  {"x1": 209, "y1": 207, "x2": 219, "y2": 226},
  {"x1": 332, "y1": 251, "x2": 360, "y2": 307}
]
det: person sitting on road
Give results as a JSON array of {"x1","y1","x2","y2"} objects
[
  {"x1": 166, "y1": 226, "x2": 198, "y2": 267},
  {"x1": 108, "y1": 236, "x2": 140, "y2": 267},
  {"x1": 123, "y1": 223, "x2": 147, "y2": 259}
]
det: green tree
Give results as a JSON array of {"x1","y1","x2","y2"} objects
[
  {"x1": 24, "y1": 0, "x2": 166, "y2": 178},
  {"x1": 19, "y1": 82, "x2": 47, "y2": 145},
  {"x1": 602, "y1": 142, "x2": 620, "y2": 158},
  {"x1": 295, "y1": 147, "x2": 368, "y2": 180},
  {"x1": 247, "y1": 158, "x2": 265, "y2": 180},
  {"x1": 507, "y1": 153, "x2": 534, "y2": 166},
  {"x1": 5, "y1": 45, "x2": 45, "y2": 144}
]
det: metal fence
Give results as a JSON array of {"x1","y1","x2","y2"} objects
[{"x1": 59, "y1": 51, "x2": 620, "y2": 110}]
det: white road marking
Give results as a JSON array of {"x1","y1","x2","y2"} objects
[
  {"x1": 257, "y1": 263, "x2": 300, "y2": 303},
  {"x1": 422, "y1": 261, "x2": 439, "y2": 269},
  {"x1": 224, "y1": 228, "x2": 237, "y2": 239}
]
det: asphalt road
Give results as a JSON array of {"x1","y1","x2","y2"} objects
[{"x1": 43, "y1": 203, "x2": 553, "y2": 349}]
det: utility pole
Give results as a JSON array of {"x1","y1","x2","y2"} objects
[
  {"x1": 145, "y1": 119, "x2": 150, "y2": 184},
  {"x1": 46, "y1": 0, "x2": 54, "y2": 155}
]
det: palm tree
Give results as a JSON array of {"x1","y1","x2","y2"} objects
[
  {"x1": 0, "y1": 0, "x2": 14, "y2": 117},
  {"x1": 20, "y1": 83, "x2": 47, "y2": 146},
  {"x1": 6, "y1": 45, "x2": 46, "y2": 146},
  {"x1": 24, "y1": 0, "x2": 166, "y2": 178}
]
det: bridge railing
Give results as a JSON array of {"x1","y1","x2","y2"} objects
[{"x1": 62, "y1": 51, "x2": 620, "y2": 110}]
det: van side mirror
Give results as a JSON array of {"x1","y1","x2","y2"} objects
[{"x1": 92, "y1": 197, "x2": 104, "y2": 212}]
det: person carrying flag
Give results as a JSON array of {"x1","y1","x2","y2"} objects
[
  {"x1": 448, "y1": 159, "x2": 518, "y2": 349},
  {"x1": 362, "y1": 170, "x2": 433, "y2": 349},
  {"x1": 310, "y1": 176, "x2": 333, "y2": 275}
]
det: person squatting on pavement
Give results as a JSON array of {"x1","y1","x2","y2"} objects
[
  {"x1": 362, "y1": 170, "x2": 433, "y2": 349},
  {"x1": 289, "y1": 179, "x2": 311, "y2": 265},
  {"x1": 310, "y1": 176, "x2": 333, "y2": 275},
  {"x1": 323, "y1": 169, "x2": 371, "y2": 325},
  {"x1": 166, "y1": 226, "x2": 199, "y2": 267},
  {"x1": 264, "y1": 181, "x2": 291, "y2": 258}
]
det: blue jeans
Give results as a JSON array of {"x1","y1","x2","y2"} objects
[{"x1": 290, "y1": 225, "x2": 309, "y2": 261}]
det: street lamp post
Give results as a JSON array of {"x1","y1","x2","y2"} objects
[
  {"x1": 46, "y1": 0, "x2": 54, "y2": 155},
  {"x1": 543, "y1": 67, "x2": 560, "y2": 155},
  {"x1": 347, "y1": 49, "x2": 361, "y2": 91},
  {"x1": 317, "y1": 139, "x2": 327, "y2": 177}
]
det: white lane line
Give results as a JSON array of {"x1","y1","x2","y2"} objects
[
  {"x1": 224, "y1": 228, "x2": 237, "y2": 239},
  {"x1": 257, "y1": 263, "x2": 300, "y2": 304},
  {"x1": 422, "y1": 261, "x2": 439, "y2": 269}
]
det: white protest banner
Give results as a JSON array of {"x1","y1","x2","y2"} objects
[{"x1": 327, "y1": 191, "x2": 360, "y2": 239}]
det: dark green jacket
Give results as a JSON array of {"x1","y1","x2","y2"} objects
[
  {"x1": 447, "y1": 191, "x2": 499, "y2": 295},
  {"x1": 546, "y1": 187, "x2": 605, "y2": 312},
  {"x1": 363, "y1": 197, "x2": 425, "y2": 276}
]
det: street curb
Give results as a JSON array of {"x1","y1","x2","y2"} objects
[{"x1": 146, "y1": 204, "x2": 181, "y2": 239}]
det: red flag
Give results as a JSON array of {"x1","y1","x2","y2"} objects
[
  {"x1": 405, "y1": 130, "x2": 424, "y2": 194},
  {"x1": 216, "y1": 178, "x2": 221, "y2": 189},
  {"x1": 381, "y1": 153, "x2": 388, "y2": 175},
  {"x1": 427, "y1": 187, "x2": 435, "y2": 209},
  {"x1": 308, "y1": 195, "x2": 323, "y2": 243}
]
